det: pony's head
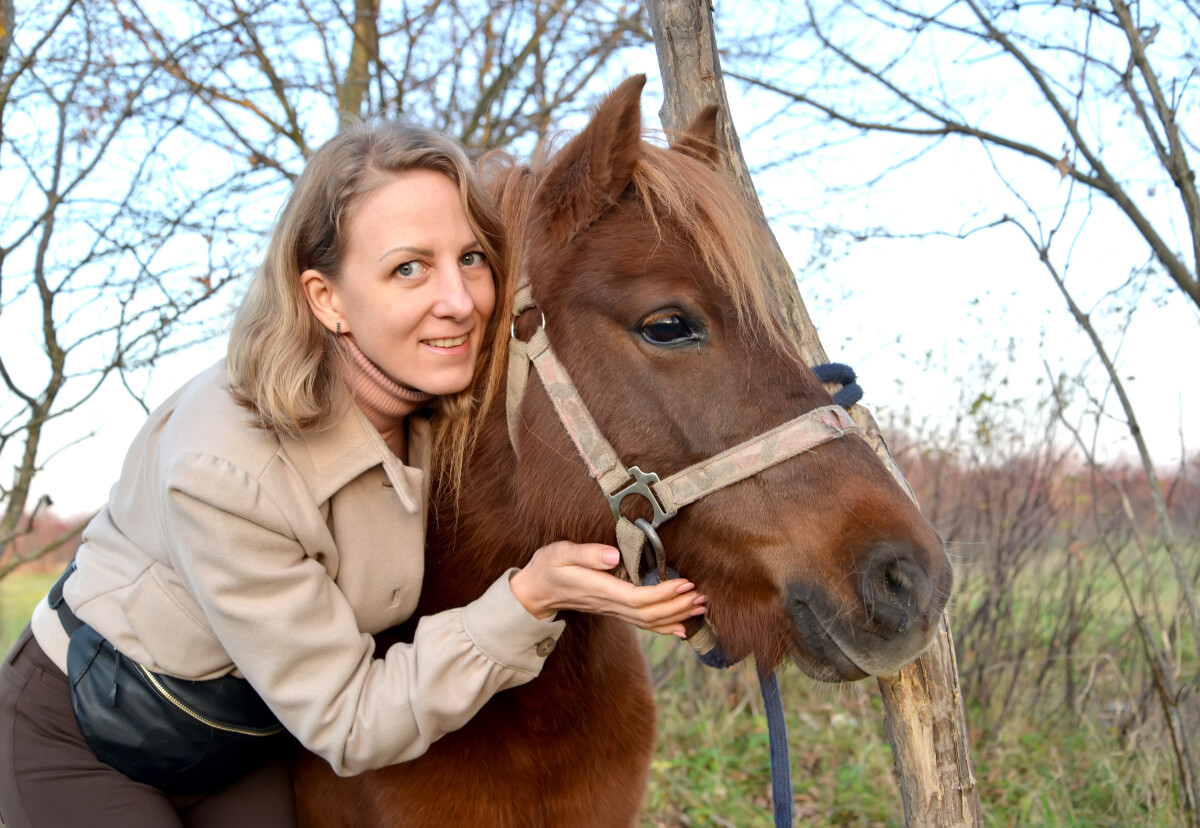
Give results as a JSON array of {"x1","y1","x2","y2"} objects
[{"x1": 490, "y1": 75, "x2": 951, "y2": 680}]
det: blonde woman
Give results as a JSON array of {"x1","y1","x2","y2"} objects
[{"x1": 0, "y1": 121, "x2": 704, "y2": 828}]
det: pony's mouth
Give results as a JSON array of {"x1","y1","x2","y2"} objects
[{"x1": 787, "y1": 600, "x2": 870, "y2": 682}]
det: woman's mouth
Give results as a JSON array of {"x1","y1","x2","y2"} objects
[{"x1": 424, "y1": 333, "x2": 469, "y2": 349}]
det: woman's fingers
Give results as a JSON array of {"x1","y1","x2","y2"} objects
[
  {"x1": 601, "y1": 581, "x2": 705, "y2": 629},
  {"x1": 615, "y1": 576, "x2": 691, "y2": 601},
  {"x1": 511, "y1": 540, "x2": 708, "y2": 631},
  {"x1": 646, "y1": 622, "x2": 689, "y2": 639},
  {"x1": 541, "y1": 540, "x2": 621, "y2": 571}
]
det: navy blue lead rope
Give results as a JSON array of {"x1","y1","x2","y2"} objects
[
  {"x1": 695, "y1": 640, "x2": 793, "y2": 827},
  {"x1": 760, "y1": 669, "x2": 793, "y2": 828}
]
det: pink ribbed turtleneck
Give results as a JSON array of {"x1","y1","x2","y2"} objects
[{"x1": 341, "y1": 336, "x2": 431, "y2": 456}]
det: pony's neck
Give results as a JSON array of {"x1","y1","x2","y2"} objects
[{"x1": 420, "y1": 396, "x2": 536, "y2": 613}]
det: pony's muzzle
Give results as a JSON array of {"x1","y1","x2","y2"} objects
[{"x1": 785, "y1": 539, "x2": 950, "y2": 679}]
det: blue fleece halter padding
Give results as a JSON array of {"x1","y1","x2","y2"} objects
[{"x1": 812, "y1": 362, "x2": 862, "y2": 408}]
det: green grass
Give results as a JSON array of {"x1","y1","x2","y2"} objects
[
  {"x1": 638, "y1": 634, "x2": 902, "y2": 827},
  {"x1": 638, "y1": 632, "x2": 1189, "y2": 827},
  {"x1": 0, "y1": 570, "x2": 56, "y2": 655},
  {"x1": 638, "y1": 537, "x2": 1200, "y2": 828}
]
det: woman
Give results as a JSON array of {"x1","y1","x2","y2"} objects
[{"x1": 0, "y1": 120, "x2": 705, "y2": 827}]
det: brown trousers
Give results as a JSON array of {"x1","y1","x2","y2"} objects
[{"x1": 0, "y1": 626, "x2": 297, "y2": 828}]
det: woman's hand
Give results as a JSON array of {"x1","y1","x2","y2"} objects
[{"x1": 509, "y1": 541, "x2": 706, "y2": 638}]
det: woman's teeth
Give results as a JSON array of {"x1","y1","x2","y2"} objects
[{"x1": 425, "y1": 334, "x2": 468, "y2": 348}]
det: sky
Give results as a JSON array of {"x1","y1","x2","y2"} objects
[{"x1": 10, "y1": 6, "x2": 1199, "y2": 518}]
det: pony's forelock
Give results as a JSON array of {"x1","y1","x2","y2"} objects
[{"x1": 630, "y1": 139, "x2": 792, "y2": 353}]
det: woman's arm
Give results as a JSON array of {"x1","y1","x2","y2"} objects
[{"x1": 161, "y1": 451, "x2": 565, "y2": 777}]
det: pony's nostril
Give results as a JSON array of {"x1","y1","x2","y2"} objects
[
  {"x1": 863, "y1": 553, "x2": 926, "y2": 637},
  {"x1": 883, "y1": 561, "x2": 909, "y2": 595}
]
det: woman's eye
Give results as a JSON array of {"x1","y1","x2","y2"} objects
[
  {"x1": 395, "y1": 260, "x2": 422, "y2": 278},
  {"x1": 641, "y1": 313, "x2": 695, "y2": 345},
  {"x1": 460, "y1": 251, "x2": 486, "y2": 267}
]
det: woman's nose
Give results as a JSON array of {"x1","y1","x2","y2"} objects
[{"x1": 433, "y1": 267, "x2": 475, "y2": 319}]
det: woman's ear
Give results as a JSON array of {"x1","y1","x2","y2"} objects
[{"x1": 302, "y1": 269, "x2": 344, "y2": 334}]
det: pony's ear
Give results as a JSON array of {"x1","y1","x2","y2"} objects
[
  {"x1": 671, "y1": 104, "x2": 721, "y2": 168},
  {"x1": 534, "y1": 74, "x2": 647, "y2": 245}
]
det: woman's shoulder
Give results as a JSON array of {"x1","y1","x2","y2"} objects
[
  {"x1": 136, "y1": 362, "x2": 413, "y2": 511},
  {"x1": 140, "y1": 361, "x2": 282, "y2": 475}
]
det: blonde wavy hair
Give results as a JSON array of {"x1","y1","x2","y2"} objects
[{"x1": 227, "y1": 120, "x2": 512, "y2": 493}]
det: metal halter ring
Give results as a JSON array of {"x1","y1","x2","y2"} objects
[
  {"x1": 634, "y1": 517, "x2": 668, "y2": 585},
  {"x1": 511, "y1": 308, "x2": 545, "y2": 341}
]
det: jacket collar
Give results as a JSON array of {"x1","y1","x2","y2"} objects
[{"x1": 277, "y1": 392, "x2": 429, "y2": 514}]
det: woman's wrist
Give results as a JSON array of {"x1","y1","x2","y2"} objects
[{"x1": 509, "y1": 566, "x2": 555, "y2": 620}]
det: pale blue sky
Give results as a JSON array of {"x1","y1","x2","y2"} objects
[{"x1": 12, "y1": 7, "x2": 1199, "y2": 516}]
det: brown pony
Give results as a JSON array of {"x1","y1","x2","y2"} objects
[{"x1": 295, "y1": 75, "x2": 951, "y2": 827}]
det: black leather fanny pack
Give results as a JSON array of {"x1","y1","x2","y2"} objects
[{"x1": 50, "y1": 562, "x2": 290, "y2": 795}]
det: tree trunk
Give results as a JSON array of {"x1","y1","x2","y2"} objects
[
  {"x1": 337, "y1": 0, "x2": 380, "y2": 118},
  {"x1": 1, "y1": 0, "x2": 15, "y2": 75},
  {"x1": 645, "y1": 2, "x2": 982, "y2": 825}
]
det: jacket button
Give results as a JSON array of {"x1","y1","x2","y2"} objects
[{"x1": 535, "y1": 638, "x2": 556, "y2": 657}]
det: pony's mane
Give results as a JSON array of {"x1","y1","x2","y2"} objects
[{"x1": 480, "y1": 134, "x2": 793, "y2": 355}]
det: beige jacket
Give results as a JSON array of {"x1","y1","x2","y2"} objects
[{"x1": 31, "y1": 362, "x2": 564, "y2": 776}]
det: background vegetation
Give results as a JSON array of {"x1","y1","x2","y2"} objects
[
  {"x1": 5, "y1": 425, "x2": 1194, "y2": 826},
  {"x1": 2, "y1": 0, "x2": 1196, "y2": 824}
]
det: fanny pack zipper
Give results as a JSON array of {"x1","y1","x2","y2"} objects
[{"x1": 135, "y1": 664, "x2": 285, "y2": 737}]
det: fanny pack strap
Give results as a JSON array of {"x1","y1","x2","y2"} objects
[{"x1": 48, "y1": 559, "x2": 83, "y2": 636}]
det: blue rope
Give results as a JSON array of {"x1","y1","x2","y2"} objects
[
  {"x1": 812, "y1": 362, "x2": 862, "y2": 408},
  {"x1": 759, "y1": 669, "x2": 793, "y2": 828},
  {"x1": 668, "y1": 619, "x2": 789, "y2": 824}
]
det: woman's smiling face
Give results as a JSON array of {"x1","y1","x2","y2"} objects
[{"x1": 304, "y1": 169, "x2": 496, "y2": 396}]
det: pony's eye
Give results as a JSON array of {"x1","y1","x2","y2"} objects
[{"x1": 641, "y1": 312, "x2": 696, "y2": 345}]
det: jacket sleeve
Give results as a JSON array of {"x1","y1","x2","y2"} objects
[{"x1": 161, "y1": 450, "x2": 565, "y2": 776}]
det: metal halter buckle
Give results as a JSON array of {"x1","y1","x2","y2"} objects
[{"x1": 605, "y1": 466, "x2": 677, "y2": 528}]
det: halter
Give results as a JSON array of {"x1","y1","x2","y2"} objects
[
  {"x1": 506, "y1": 279, "x2": 861, "y2": 827},
  {"x1": 506, "y1": 282, "x2": 860, "y2": 597}
]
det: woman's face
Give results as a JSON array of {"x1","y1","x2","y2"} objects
[{"x1": 304, "y1": 169, "x2": 496, "y2": 396}]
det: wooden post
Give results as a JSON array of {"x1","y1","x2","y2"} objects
[{"x1": 645, "y1": 2, "x2": 982, "y2": 825}]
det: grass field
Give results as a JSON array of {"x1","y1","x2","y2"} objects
[
  {"x1": 0, "y1": 570, "x2": 57, "y2": 655},
  {"x1": 0, "y1": 569, "x2": 1190, "y2": 826},
  {"x1": 636, "y1": 629, "x2": 1185, "y2": 827}
]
